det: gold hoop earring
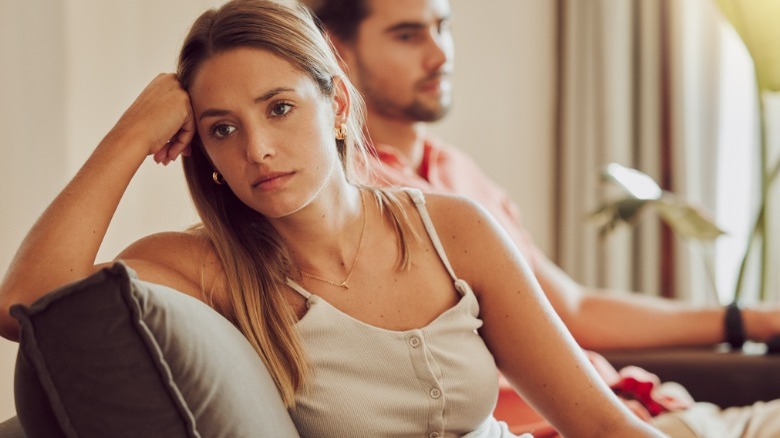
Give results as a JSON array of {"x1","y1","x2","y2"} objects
[
  {"x1": 212, "y1": 171, "x2": 224, "y2": 185},
  {"x1": 335, "y1": 123, "x2": 347, "y2": 141}
]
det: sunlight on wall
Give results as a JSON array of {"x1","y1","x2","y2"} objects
[{"x1": 714, "y1": 24, "x2": 760, "y2": 304}]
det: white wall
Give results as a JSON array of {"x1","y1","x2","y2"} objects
[
  {"x1": 434, "y1": 0, "x2": 556, "y2": 254},
  {"x1": 0, "y1": 0, "x2": 222, "y2": 421},
  {"x1": 1, "y1": 1, "x2": 68, "y2": 422},
  {"x1": 0, "y1": 0, "x2": 556, "y2": 420}
]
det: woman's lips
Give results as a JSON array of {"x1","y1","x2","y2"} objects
[{"x1": 252, "y1": 171, "x2": 294, "y2": 190}]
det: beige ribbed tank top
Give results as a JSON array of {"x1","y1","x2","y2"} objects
[{"x1": 286, "y1": 189, "x2": 528, "y2": 438}]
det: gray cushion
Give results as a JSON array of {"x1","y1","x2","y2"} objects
[
  {"x1": 0, "y1": 416, "x2": 26, "y2": 438},
  {"x1": 11, "y1": 262, "x2": 298, "y2": 438}
]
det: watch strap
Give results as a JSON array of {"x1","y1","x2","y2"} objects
[{"x1": 725, "y1": 301, "x2": 746, "y2": 350}]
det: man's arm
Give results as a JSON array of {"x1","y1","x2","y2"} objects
[{"x1": 534, "y1": 253, "x2": 780, "y2": 350}]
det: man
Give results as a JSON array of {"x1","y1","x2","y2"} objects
[{"x1": 303, "y1": 0, "x2": 780, "y2": 435}]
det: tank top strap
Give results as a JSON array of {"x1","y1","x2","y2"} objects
[
  {"x1": 285, "y1": 278, "x2": 312, "y2": 299},
  {"x1": 404, "y1": 188, "x2": 459, "y2": 283}
]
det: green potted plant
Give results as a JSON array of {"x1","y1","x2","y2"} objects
[{"x1": 590, "y1": 163, "x2": 725, "y2": 301}]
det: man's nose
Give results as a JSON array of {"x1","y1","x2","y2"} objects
[{"x1": 424, "y1": 28, "x2": 453, "y2": 72}]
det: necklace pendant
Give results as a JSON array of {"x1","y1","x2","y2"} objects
[{"x1": 298, "y1": 189, "x2": 366, "y2": 292}]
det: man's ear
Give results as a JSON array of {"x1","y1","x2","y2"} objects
[{"x1": 331, "y1": 75, "x2": 351, "y2": 124}]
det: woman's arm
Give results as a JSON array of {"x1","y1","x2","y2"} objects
[
  {"x1": 428, "y1": 195, "x2": 666, "y2": 437},
  {"x1": 0, "y1": 73, "x2": 194, "y2": 341}
]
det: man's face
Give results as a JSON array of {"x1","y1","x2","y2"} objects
[{"x1": 340, "y1": 0, "x2": 453, "y2": 123}]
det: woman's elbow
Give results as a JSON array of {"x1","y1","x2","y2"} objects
[
  {"x1": 0, "y1": 278, "x2": 28, "y2": 342},
  {"x1": 0, "y1": 299, "x2": 21, "y2": 342}
]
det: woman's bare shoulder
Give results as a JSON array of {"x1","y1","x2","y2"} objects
[
  {"x1": 418, "y1": 192, "x2": 491, "y2": 226},
  {"x1": 385, "y1": 189, "x2": 492, "y2": 238},
  {"x1": 112, "y1": 227, "x2": 226, "y2": 305},
  {"x1": 417, "y1": 192, "x2": 516, "y2": 285},
  {"x1": 381, "y1": 188, "x2": 480, "y2": 213},
  {"x1": 117, "y1": 228, "x2": 214, "y2": 265}
]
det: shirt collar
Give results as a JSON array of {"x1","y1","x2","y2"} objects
[{"x1": 371, "y1": 139, "x2": 439, "y2": 180}]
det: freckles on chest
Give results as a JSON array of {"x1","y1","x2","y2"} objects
[{"x1": 314, "y1": 265, "x2": 460, "y2": 332}]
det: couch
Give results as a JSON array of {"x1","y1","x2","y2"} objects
[
  {"x1": 4, "y1": 262, "x2": 780, "y2": 437},
  {"x1": 600, "y1": 343, "x2": 780, "y2": 408},
  {"x1": 2, "y1": 262, "x2": 298, "y2": 437}
]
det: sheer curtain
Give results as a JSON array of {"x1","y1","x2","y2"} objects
[{"x1": 554, "y1": 0, "x2": 728, "y2": 302}]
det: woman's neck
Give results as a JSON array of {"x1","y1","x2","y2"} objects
[{"x1": 276, "y1": 185, "x2": 366, "y2": 274}]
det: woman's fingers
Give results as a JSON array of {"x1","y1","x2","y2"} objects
[
  {"x1": 156, "y1": 137, "x2": 191, "y2": 165},
  {"x1": 154, "y1": 124, "x2": 196, "y2": 165},
  {"x1": 130, "y1": 73, "x2": 196, "y2": 166},
  {"x1": 153, "y1": 138, "x2": 187, "y2": 165},
  {"x1": 153, "y1": 144, "x2": 170, "y2": 164},
  {"x1": 116, "y1": 73, "x2": 195, "y2": 161},
  {"x1": 165, "y1": 110, "x2": 196, "y2": 163}
]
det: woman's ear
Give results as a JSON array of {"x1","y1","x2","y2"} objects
[{"x1": 331, "y1": 75, "x2": 351, "y2": 124}]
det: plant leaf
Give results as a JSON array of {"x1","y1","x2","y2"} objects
[
  {"x1": 601, "y1": 163, "x2": 663, "y2": 200},
  {"x1": 590, "y1": 197, "x2": 649, "y2": 237},
  {"x1": 653, "y1": 197, "x2": 727, "y2": 241}
]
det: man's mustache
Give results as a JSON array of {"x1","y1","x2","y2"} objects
[{"x1": 416, "y1": 71, "x2": 451, "y2": 88}]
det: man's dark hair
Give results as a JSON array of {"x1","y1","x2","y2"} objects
[{"x1": 304, "y1": 0, "x2": 370, "y2": 42}]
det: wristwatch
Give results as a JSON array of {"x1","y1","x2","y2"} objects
[{"x1": 724, "y1": 301, "x2": 745, "y2": 350}]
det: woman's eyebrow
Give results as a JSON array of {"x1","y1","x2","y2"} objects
[
  {"x1": 254, "y1": 87, "x2": 295, "y2": 104},
  {"x1": 198, "y1": 87, "x2": 295, "y2": 121}
]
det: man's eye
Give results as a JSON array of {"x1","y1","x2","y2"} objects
[
  {"x1": 438, "y1": 19, "x2": 451, "y2": 34},
  {"x1": 212, "y1": 125, "x2": 236, "y2": 139},
  {"x1": 271, "y1": 102, "x2": 293, "y2": 117},
  {"x1": 396, "y1": 31, "x2": 421, "y2": 42}
]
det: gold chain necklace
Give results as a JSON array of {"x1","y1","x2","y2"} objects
[{"x1": 299, "y1": 191, "x2": 367, "y2": 290}]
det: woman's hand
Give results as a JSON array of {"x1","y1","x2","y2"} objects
[{"x1": 110, "y1": 73, "x2": 195, "y2": 166}]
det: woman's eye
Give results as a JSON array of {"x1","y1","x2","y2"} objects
[
  {"x1": 271, "y1": 102, "x2": 293, "y2": 117},
  {"x1": 212, "y1": 124, "x2": 236, "y2": 139}
]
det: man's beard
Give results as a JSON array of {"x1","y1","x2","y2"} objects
[
  {"x1": 366, "y1": 90, "x2": 452, "y2": 123},
  {"x1": 357, "y1": 67, "x2": 452, "y2": 122},
  {"x1": 402, "y1": 97, "x2": 452, "y2": 122}
]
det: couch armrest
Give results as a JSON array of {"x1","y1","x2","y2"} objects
[
  {"x1": 0, "y1": 416, "x2": 25, "y2": 438},
  {"x1": 599, "y1": 342, "x2": 780, "y2": 408}
]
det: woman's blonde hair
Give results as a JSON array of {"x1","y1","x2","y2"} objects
[{"x1": 177, "y1": 0, "x2": 413, "y2": 407}]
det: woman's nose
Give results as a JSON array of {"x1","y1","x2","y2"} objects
[{"x1": 245, "y1": 128, "x2": 275, "y2": 163}]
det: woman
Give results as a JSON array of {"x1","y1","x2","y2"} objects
[{"x1": 0, "y1": 0, "x2": 664, "y2": 436}]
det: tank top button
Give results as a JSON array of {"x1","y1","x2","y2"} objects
[
  {"x1": 429, "y1": 432, "x2": 441, "y2": 438},
  {"x1": 408, "y1": 336, "x2": 421, "y2": 348},
  {"x1": 429, "y1": 387, "x2": 441, "y2": 399}
]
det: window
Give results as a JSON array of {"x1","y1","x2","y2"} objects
[{"x1": 714, "y1": 23, "x2": 760, "y2": 304}]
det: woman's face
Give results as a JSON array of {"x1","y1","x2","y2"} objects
[{"x1": 189, "y1": 47, "x2": 346, "y2": 218}]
